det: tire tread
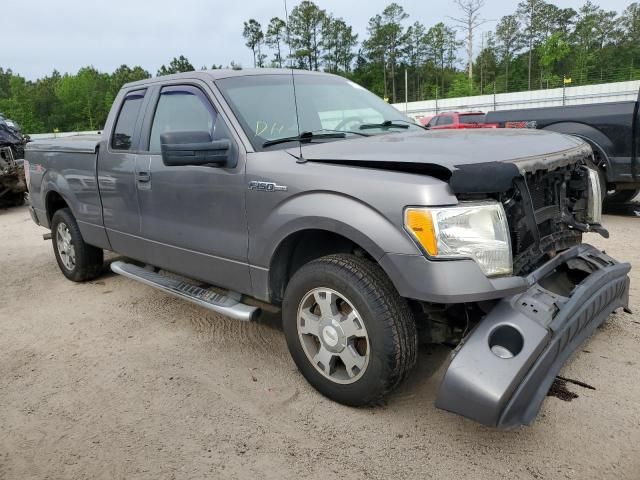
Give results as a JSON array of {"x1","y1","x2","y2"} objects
[
  {"x1": 285, "y1": 253, "x2": 417, "y2": 405},
  {"x1": 51, "y1": 208, "x2": 103, "y2": 282}
]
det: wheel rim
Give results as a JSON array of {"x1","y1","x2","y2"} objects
[
  {"x1": 297, "y1": 287, "x2": 370, "y2": 384},
  {"x1": 56, "y1": 222, "x2": 76, "y2": 271}
]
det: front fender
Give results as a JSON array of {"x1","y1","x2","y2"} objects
[{"x1": 249, "y1": 191, "x2": 420, "y2": 267}]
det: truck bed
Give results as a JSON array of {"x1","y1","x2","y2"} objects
[
  {"x1": 27, "y1": 134, "x2": 101, "y2": 154},
  {"x1": 26, "y1": 134, "x2": 106, "y2": 249}
]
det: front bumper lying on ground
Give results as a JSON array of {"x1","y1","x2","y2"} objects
[{"x1": 435, "y1": 244, "x2": 630, "y2": 428}]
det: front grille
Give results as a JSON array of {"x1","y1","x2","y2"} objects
[{"x1": 503, "y1": 163, "x2": 588, "y2": 275}]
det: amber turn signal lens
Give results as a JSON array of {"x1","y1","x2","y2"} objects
[{"x1": 405, "y1": 209, "x2": 438, "y2": 255}]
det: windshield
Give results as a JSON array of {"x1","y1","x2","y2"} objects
[
  {"x1": 215, "y1": 73, "x2": 420, "y2": 150},
  {"x1": 458, "y1": 114, "x2": 486, "y2": 124}
]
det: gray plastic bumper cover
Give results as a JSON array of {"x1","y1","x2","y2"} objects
[{"x1": 435, "y1": 244, "x2": 631, "y2": 428}]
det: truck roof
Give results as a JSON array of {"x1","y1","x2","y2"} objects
[{"x1": 123, "y1": 68, "x2": 332, "y2": 89}]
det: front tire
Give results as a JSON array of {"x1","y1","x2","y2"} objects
[
  {"x1": 282, "y1": 254, "x2": 417, "y2": 406},
  {"x1": 51, "y1": 208, "x2": 104, "y2": 282}
]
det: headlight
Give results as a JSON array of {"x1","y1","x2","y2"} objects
[
  {"x1": 586, "y1": 168, "x2": 602, "y2": 224},
  {"x1": 404, "y1": 200, "x2": 512, "y2": 277}
]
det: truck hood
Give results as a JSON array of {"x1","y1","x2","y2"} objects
[{"x1": 288, "y1": 128, "x2": 591, "y2": 193}]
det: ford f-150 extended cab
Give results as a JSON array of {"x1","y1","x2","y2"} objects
[{"x1": 25, "y1": 70, "x2": 630, "y2": 428}]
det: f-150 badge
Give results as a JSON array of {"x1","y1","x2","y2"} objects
[{"x1": 248, "y1": 181, "x2": 288, "y2": 192}]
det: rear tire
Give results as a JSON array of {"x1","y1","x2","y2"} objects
[
  {"x1": 282, "y1": 254, "x2": 417, "y2": 406},
  {"x1": 51, "y1": 208, "x2": 103, "y2": 282}
]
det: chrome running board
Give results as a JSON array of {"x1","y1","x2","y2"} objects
[{"x1": 110, "y1": 261, "x2": 259, "y2": 322}]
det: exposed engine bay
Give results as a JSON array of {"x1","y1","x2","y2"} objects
[
  {"x1": 421, "y1": 150, "x2": 606, "y2": 346},
  {"x1": 0, "y1": 117, "x2": 28, "y2": 207},
  {"x1": 502, "y1": 161, "x2": 602, "y2": 275}
]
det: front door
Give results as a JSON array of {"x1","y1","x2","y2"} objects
[{"x1": 133, "y1": 82, "x2": 251, "y2": 294}]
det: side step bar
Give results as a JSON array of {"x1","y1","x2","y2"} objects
[{"x1": 110, "y1": 261, "x2": 259, "y2": 322}]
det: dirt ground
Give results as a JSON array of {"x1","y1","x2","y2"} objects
[{"x1": 1, "y1": 205, "x2": 639, "y2": 480}]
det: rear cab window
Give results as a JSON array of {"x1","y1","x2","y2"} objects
[{"x1": 111, "y1": 90, "x2": 146, "y2": 150}]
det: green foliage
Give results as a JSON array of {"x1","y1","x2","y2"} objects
[
  {"x1": 322, "y1": 16, "x2": 358, "y2": 73},
  {"x1": 0, "y1": 64, "x2": 151, "y2": 133},
  {"x1": 266, "y1": 17, "x2": 287, "y2": 68},
  {"x1": 243, "y1": 19, "x2": 265, "y2": 68},
  {"x1": 288, "y1": 1, "x2": 327, "y2": 70},
  {"x1": 157, "y1": 55, "x2": 195, "y2": 76},
  {"x1": 4, "y1": 1, "x2": 640, "y2": 135}
]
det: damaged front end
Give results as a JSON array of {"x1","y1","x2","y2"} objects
[
  {"x1": 435, "y1": 144, "x2": 631, "y2": 428},
  {"x1": 0, "y1": 119, "x2": 28, "y2": 207},
  {"x1": 436, "y1": 245, "x2": 630, "y2": 427},
  {"x1": 0, "y1": 145, "x2": 27, "y2": 207}
]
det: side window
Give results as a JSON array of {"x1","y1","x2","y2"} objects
[
  {"x1": 149, "y1": 85, "x2": 217, "y2": 153},
  {"x1": 438, "y1": 115, "x2": 453, "y2": 126},
  {"x1": 427, "y1": 117, "x2": 438, "y2": 128},
  {"x1": 111, "y1": 90, "x2": 146, "y2": 150}
]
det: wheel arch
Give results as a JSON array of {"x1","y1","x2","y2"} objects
[
  {"x1": 267, "y1": 227, "x2": 382, "y2": 304},
  {"x1": 45, "y1": 189, "x2": 71, "y2": 224}
]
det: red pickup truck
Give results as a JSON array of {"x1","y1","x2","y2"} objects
[{"x1": 422, "y1": 111, "x2": 498, "y2": 129}]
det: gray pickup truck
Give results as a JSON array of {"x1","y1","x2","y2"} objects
[{"x1": 25, "y1": 69, "x2": 630, "y2": 428}]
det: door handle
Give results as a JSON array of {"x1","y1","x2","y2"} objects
[{"x1": 136, "y1": 171, "x2": 151, "y2": 183}]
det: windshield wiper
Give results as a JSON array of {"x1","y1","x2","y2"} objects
[
  {"x1": 359, "y1": 120, "x2": 414, "y2": 130},
  {"x1": 313, "y1": 128, "x2": 370, "y2": 138},
  {"x1": 262, "y1": 131, "x2": 346, "y2": 148}
]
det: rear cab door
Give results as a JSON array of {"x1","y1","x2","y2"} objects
[{"x1": 98, "y1": 88, "x2": 150, "y2": 255}]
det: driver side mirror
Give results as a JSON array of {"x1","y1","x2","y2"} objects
[{"x1": 160, "y1": 131, "x2": 231, "y2": 167}]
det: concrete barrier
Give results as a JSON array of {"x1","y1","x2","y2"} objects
[{"x1": 393, "y1": 80, "x2": 640, "y2": 120}]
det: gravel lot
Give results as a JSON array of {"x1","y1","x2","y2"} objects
[{"x1": 1, "y1": 204, "x2": 639, "y2": 480}]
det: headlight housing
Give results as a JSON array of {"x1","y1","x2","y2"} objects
[
  {"x1": 404, "y1": 200, "x2": 512, "y2": 277},
  {"x1": 585, "y1": 167, "x2": 603, "y2": 224}
]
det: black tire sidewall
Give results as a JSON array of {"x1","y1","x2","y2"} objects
[
  {"x1": 282, "y1": 258, "x2": 406, "y2": 406},
  {"x1": 51, "y1": 208, "x2": 102, "y2": 282},
  {"x1": 606, "y1": 188, "x2": 639, "y2": 205}
]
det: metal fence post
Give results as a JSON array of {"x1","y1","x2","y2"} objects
[{"x1": 493, "y1": 82, "x2": 497, "y2": 111}]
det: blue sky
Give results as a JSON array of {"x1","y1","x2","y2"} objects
[{"x1": 4, "y1": 0, "x2": 635, "y2": 79}]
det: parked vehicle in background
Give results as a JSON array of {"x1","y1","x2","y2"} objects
[
  {"x1": 25, "y1": 70, "x2": 630, "y2": 428},
  {"x1": 424, "y1": 111, "x2": 499, "y2": 130},
  {"x1": 486, "y1": 88, "x2": 640, "y2": 204},
  {"x1": 0, "y1": 116, "x2": 28, "y2": 207},
  {"x1": 417, "y1": 115, "x2": 434, "y2": 127}
]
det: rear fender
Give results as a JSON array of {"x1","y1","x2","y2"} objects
[{"x1": 41, "y1": 170, "x2": 76, "y2": 225}]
